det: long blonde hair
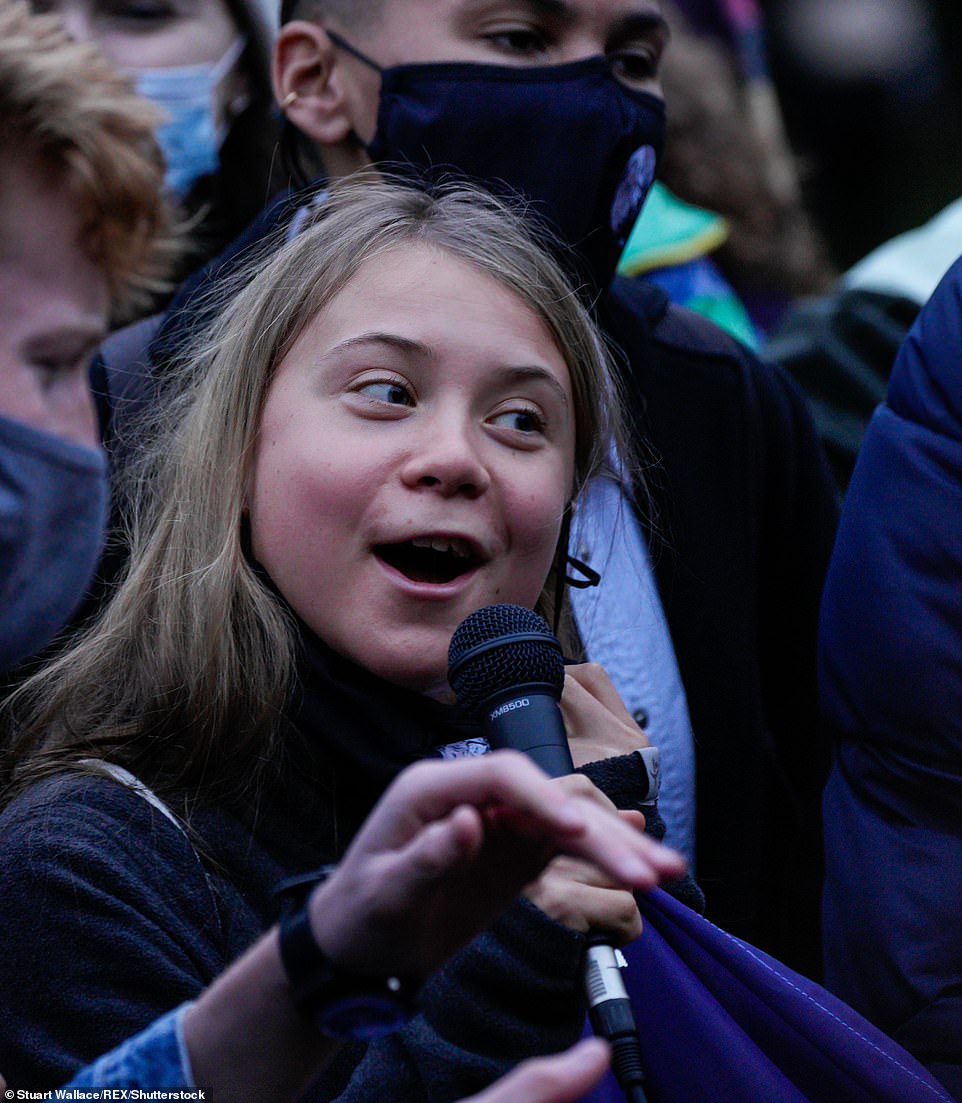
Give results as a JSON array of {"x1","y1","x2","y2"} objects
[{"x1": 2, "y1": 179, "x2": 625, "y2": 807}]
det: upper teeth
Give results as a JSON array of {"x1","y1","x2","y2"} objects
[{"x1": 411, "y1": 536, "x2": 472, "y2": 558}]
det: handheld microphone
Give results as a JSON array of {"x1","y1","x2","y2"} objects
[
  {"x1": 448, "y1": 603, "x2": 573, "y2": 776},
  {"x1": 448, "y1": 604, "x2": 650, "y2": 1103}
]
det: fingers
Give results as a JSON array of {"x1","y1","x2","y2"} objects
[
  {"x1": 333, "y1": 753, "x2": 683, "y2": 962},
  {"x1": 525, "y1": 856, "x2": 644, "y2": 942},
  {"x1": 566, "y1": 663, "x2": 639, "y2": 725},
  {"x1": 538, "y1": 771, "x2": 618, "y2": 813},
  {"x1": 318, "y1": 804, "x2": 487, "y2": 933},
  {"x1": 491, "y1": 773, "x2": 680, "y2": 888},
  {"x1": 377, "y1": 804, "x2": 488, "y2": 900},
  {"x1": 621, "y1": 808, "x2": 647, "y2": 832},
  {"x1": 361, "y1": 754, "x2": 685, "y2": 893},
  {"x1": 459, "y1": 1039, "x2": 611, "y2": 1103},
  {"x1": 355, "y1": 753, "x2": 587, "y2": 854},
  {"x1": 547, "y1": 777, "x2": 684, "y2": 888},
  {"x1": 561, "y1": 665, "x2": 649, "y2": 768}
]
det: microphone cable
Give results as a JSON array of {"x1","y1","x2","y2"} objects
[
  {"x1": 449, "y1": 604, "x2": 651, "y2": 1103},
  {"x1": 584, "y1": 936, "x2": 650, "y2": 1103}
]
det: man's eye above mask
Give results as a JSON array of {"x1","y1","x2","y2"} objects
[
  {"x1": 483, "y1": 26, "x2": 550, "y2": 56},
  {"x1": 28, "y1": 360, "x2": 86, "y2": 391},
  {"x1": 26, "y1": 338, "x2": 100, "y2": 387},
  {"x1": 608, "y1": 49, "x2": 660, "y2": 86}
]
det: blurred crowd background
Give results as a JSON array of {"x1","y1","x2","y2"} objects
[{"x1": 762, "y1": 0, "x2": 962, "y2": 269}]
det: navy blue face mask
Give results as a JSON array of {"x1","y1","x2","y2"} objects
[
  {"x1": 328, "y1": 31, "x2": 666, "y2": 290},
  {"x1": 0, "y1": 415, "x2": 108, "y2": 673}
]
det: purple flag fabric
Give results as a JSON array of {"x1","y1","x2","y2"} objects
[{"x1": 580, "y1": 888, "x2": 952, "y2": 1103}]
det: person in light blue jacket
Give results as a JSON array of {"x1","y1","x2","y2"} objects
[{"x1": 819, "y1": 252, "x2": 962, "y2": 1101}]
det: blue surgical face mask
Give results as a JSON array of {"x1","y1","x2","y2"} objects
[
  {"x1": 327, "y1": 32, "x2": 666, "y2": 290},
  {"x1": 135, "y1": 36, "x2": 247, "y2": 199},
  {"x1": 0, "y1": 415, "x2": 108, "y2": 673}
]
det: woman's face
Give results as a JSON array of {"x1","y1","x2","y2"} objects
[
  {"x1": 33, "y1": 0, "x2": 237, "y2": 68},
  {"x1": 249, "y1": 242, "x2": 576, "y2": 696}
]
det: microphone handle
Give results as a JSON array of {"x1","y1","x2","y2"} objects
[
  {"x1": 480, "y1": 690, "x2": 574, "y2": 777},
  {"x1": 482, "y1": 689, "x2": 650, "y2": 1103}
]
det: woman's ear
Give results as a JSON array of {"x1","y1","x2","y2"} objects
[{"x1": 273, "y1": 21, "x2": 373, "y2": 165}]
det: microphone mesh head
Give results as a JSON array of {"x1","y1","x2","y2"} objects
[{"x1": 448, "y1": 604, "x2": 564, "y2": 714}]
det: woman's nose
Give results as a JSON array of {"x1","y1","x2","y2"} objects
[{"x1": 399, "y1": 423, "x2": 491, "y2": 499}]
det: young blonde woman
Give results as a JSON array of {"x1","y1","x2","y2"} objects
[{"x1": 0, "y1": 180, "x2": 692, "y2": 1097}]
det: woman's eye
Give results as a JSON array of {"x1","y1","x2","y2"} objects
[
  {"x1": 492, "y1": 408, "x2": 546, "y2": 434},
  {"x1": 356, "y1": 380, "x2": 415, "y2": 406}
]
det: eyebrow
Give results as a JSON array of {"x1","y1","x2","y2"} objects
[
  {"x1": 326, "y1": 333, "x2": 570, "y2": 408},
  {"x1": 499, "y1": 365, "x2": 570, "y2": 410},
  {"x1": 26, "y1": 321, "x2": 108, "y2": 352},
  {"x1": 614, "y1": 10, "x2": 670, "y2": 42},
  {"x1": 326, "y1": 332, "x2": 429, "y2": 359},
  {"x1": 523, "y1": 0, "x2": 575, "y2": 20},
  {"x1": 514, "y1": 0, "x2": 669, "y2": 39}
]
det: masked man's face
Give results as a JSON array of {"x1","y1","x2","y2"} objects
[
  {"x1": 0, "y1": 149, "x2": 107, "y2": 447},
  {"x1": 326, "y1": 0, "x2": 669, "y2": 143}
]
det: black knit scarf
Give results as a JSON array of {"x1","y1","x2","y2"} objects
[{"x1": 282, "y1": 625, "x2": 486, "y2": 853}]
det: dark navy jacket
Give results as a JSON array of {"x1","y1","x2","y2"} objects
[{"x1": 820, "y1": 254, "x2": 962, "y2": 1100}]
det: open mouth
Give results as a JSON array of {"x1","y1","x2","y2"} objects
[{"x1": 375, "y1": 536, "x2": 482, "y2": 585}]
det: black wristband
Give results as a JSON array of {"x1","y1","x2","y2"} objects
[{"x1": 278, "y1": 902, "x2": 420, "y2": 1040}]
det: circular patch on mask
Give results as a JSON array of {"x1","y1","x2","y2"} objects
[{"x1": 611, "y1": 145, "x2": 657, "y2": 245}]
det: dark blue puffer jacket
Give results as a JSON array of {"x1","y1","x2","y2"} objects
[{"x1": 819, "y1": 254, "x2": 962, "y2": 1101}]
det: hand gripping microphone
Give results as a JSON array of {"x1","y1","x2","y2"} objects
[{"x1": 448, "y1": 604, "x2": 650, "y2": 1103}]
